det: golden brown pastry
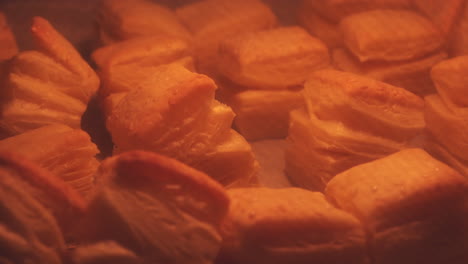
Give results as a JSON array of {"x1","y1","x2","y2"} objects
[
  {"x1": 0, "y1": 12, "x2": 18, "y2": 61},
  {"x1": 302, "y1": 0, "x2": 412, "y2": 23},
  {"x1": 298, "y1": 5, "x2": 343, "y2": 49},
  {"x1": 412, "y1": 0, "x2": 465, "y2": 36},
  {"x1": 0, "y1": 124, "x2": 100, "y2": 198},
  {"x1": 92, "y1": 35, "x2": 194, "y2": 115},
  {"x1": 106, "y1": 64, "x2": 258, "y2": 187},
  {"x1": 217, "y1": 26, "x2": 329, "y2": 140},
  {"x1": 424, "y1": 56, "x2": 468, "y2": 177},
  {"x1": 332, "y1": 48, "x2": 447, "y2": 95},
  {"x1": 430, "y1": 55, "x2": 468, "y2": 107},
  {"x1": 217, "y1": 187, "x2": 368, "y2": 264},
  {"x1": 326, "y1": 148, "x2": 468, "y2": 264},
  {"x1": 0, "y1": 17, "x2": 99, "y2": 136},
  {"x1": 340, "y1": 9, "x2": 444, "y2": 62},
  {"x1": 0, "y1": 152, "x2": 88, "y2": 263},
  {"x1": 176, "y1": 0, "x2": 277, "y2": 74},
  {"x1": 286, "y1": 70, "x2": 424, "y2": 190},
  {"x1": 218, "y1": 82, "x2": 305, "y2": 141},
  {"x1": 450, "y1": 1, "x2": 468, "y2": 56},
  {"x1": 71, "y1": 241, "x2": 142, "y2": 264},
  {"x1": 97, "y1": 0, "x2": 191, "y2": 44},
  {"x1": 81, "y1": 151, "x2": 230, "y2": 264}
]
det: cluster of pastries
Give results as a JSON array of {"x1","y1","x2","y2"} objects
[{"x1": 0, "y1": 0, "x2": 467, "y2": 263}]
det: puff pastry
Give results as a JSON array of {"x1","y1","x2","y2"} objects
[
  {"x1": 298, "y1": 5, "x2": 342, "y2": 49},
  {"x1": 98, "y1": 0, "x2": 191, "y2": 44},
  {"x1": 412, "y1": 0, "x2": 465, "y2": 36},
  {"x1": 286, "y1": 70, "x2": 424, "y2": 190},
  {"x1": 218, "y1": 187, "x2": 368, "y2": 264},
  {"x1": 0, "y1": 12, "x2": 18, "y2": 61},
  {"x1": 303, "y1": 0, "x2": 411, "y2": 23},
  {"x1": 340, "y1": 9, "x2": 444, "y2": 62},
  {"x1": 332, "y1": 48, "x2": 447, "y2": 95},
  {"x1": 92, "y1": 35, "x2": 194, "y2": 115},
  {"x1": 107, "y1": 64, "x2": 258, "y2": 187},
  {"x1": 81, "y1": 151, "x2": 229, "y2": 264},
  {"x1": 326, "y1": 148, "x2": 468, "y2": 264},
  {"x1": 450, "y1": 1, "x2": 468, "y2": 56},
  {"x1": 176, "y1": 0, "x2": 277, "y2": 74},
  {"x1": 0, "y1": 124, "x2": 100, "y2": 198},
  {"x1": 0, "y1": 17, "x2": 99, "y2": 136},
  {"x1": 217, "y1": 26, "x2": 329, "y2": 140},
  {"x1": 430, "y1": 55, "x2": 468, "y2": 107},
  {"x1": 0, "y1": 152, "x2": 87, "y2": 264}
]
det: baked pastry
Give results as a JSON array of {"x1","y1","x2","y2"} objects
[
  {"x1": 92, "y1": 35, "x2": 194, "y2": 115},
  {"x1": 0, "y1": 152, "x2": 88, "y2": 263},
  {"x1": 217, "y1": 82, "x2": 305, "y2": 140},
  {"x1": 286, "y1": 70, "x2": 424, "y2": 190},
  {"x1": 217, "y1": 26, "x2": 329, "y2": 140},
  {"x1": 0, "y1": 12, "x2": 18, "y2": 61},
  {"x1": 81, "y1": 151, "x2": 230, "y2": 264},
  {"x1": 340, "y1": 9, "x2": 444, "y2": 62},
  {"x1": 431, "y1": 55, "x2": 468, "y2": 107},
  {"x1": 97, "y1": 0, "x2": 191, "y2": 45},
  {"x1": 0, "y1": 17, "x2": 99, "y2": 136},
  {"x1": 0, "y1": 124, "x2": 100, "y2": 198},
  {"x1": 332, "y1": 48, "x2": 447, "y2": 95},
  {"x1": 412, "y1": 0, "x2": 465, "y2": 36},
  {"x1": 302, "y1": 0, "x2": 412, "y2": 23},
  {"x1": 176, "y1": 0, "x2": 277, "y2": 75},
  {"x1": 424, "y1": 56, "x2": 468, "y2": 177},
  {"x1": 217, "y1": 187, "x2": 368, "y2": 264},
  {"x1": 326, "y1": 148, "x2": 468, "y2": 264},
  {"x1": 298, "y1": 5, "x2": 342, "y2": 49},
  {"x1": 71, "y1": 241, "x2": 141, "y2": 264},
  {"x1": 106, "y1": 64, "x2": 258, "y2": 187},
  {"x1": 450, "y1": 1, "x2": 468, "y2": 56}
]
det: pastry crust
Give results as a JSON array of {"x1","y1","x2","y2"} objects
[
  {"x1": 412, "y1": 0, "x2": 465, "y2": 36},
  {"x1": 176, "y1": 0, "x2": 277, "y2": 74},
  {"x1": 98, "y1": 0, "x2": 191, "y2": 44},
  {"x1": 326, "y1": 148, "x2": 468, "y2": 264},
  {"x1": 450, "y1": 1, "x2": 468, "y2": 56},
  {"x1": 0, "y1": 17, "x2": 99, "y2": 135},
  {"x1": 0, "y1": 124, "x2": 100, "y2": 198},
  {"x1": 424, "y1": 94, "x2": 468, "y2": 161},
  {"x1": 218, "y1": 187, "x2": 368, "y2": 264},
  {"x1": 332, "y1": 48, "x2": 447, "y2": 96},
  {"x1": 218, "y1": 80, "x2": 304, "y2": 140},
  {"x1": 303, "y1": 0, "x2": 412, "y2": 23},
  {"x1": 430, "y1": 55, "x2": 468, "y2": 107},
  {"x1": 303, "y1": 70, "x2": 425, "y2": 142},
  {"x1": 218, "y1": 26, "x2": 329, "y2": 89},
  {"x1": 0, "y1": 152, "x2": 86, "y2": 242},
  {"x1": 107, "y1": 64, "x2": 258, "y2": 186},
  {"x1": 340, "y1": 10, "x2": 444, "y2": 62},
  {"x1": 286, "y1": 109, "x2": 404, "y2": 191},
  {"x1": 298, "y1": 6, "x2": 342, "y2": 49},
  {"x1": 82, "y1": 150, "x2": 229, "y2": 264}
]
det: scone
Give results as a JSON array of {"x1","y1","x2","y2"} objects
[
  {"x1": 176, "y1": 0, "x2": 277, "y2": 75},
  {"x1": 326, "y1": 148, "x2": 468, "y2": 264},
  {"x1": 81, "y1": 151, "x2": 230, "y2": 264},
  {"x1": 217, "y1": 26, "x2": 329, "y2": 140},
  {"x1": 217, "y1": 187, "x2": 368, "y2": 264},
  {"x1": 92, "y1": 35, "x2": 194, "y2": 115},
  {"x1": 106, "y1": 64, "x2": 258, "y2": 187},
  {"x1": 0, "y1": 152, "x2": 87, "y2": 257},
  {"x1": 286, "y1": 70, "x2": 424, "y2": 190},
  {"x1": 0, "y1": 124, "x2": 100, "y2": 198},
  {"x1": 97, "y1": 0, "x2": 191, "y2": 45},
  {"x1": 0, "y1": 17, "x2": 99, "y2": 136}
]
